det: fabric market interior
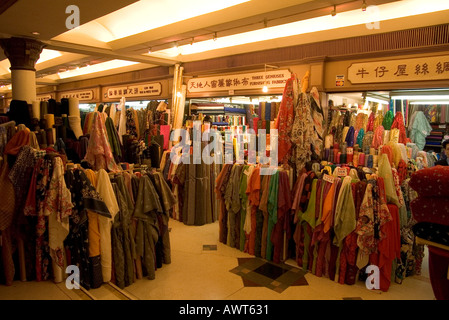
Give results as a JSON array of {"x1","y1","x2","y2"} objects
[{"x1": 1, "y1": 0, "x2": 449, "y2": 301}]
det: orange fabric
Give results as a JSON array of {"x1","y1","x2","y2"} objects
[
  {"x1": 4, "y1": 128, "x2": 30, "y2": 156},
  {"x1": 321, "y1": 183, "x2": 335, "y2": 233}
]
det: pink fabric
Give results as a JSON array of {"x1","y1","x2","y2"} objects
[
  {"x1": 160, "y1": 125, "x2": 170, "y2": 150},
  {"x1": 84, "y1": 111, "x2": 121, "y2": 172}
]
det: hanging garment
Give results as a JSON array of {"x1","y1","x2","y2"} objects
[
  {"x1": 43, "y1": 157, "x2": 73, "y2": 283},
  {"x1": 84, "y1": 111, "x2": 121, "y2": 172},
  {"x1": 275, "y1": 76, "x2": 296, "y2": 163},
  {"x1": 95, "y1": 169, "x2": 120, "y2": 283},
  {"x1": 409, "y1": 111, "x2": 432, "y2": 150},
  {"x1": 133, "y1": 175, "x2": 162, "y2": 281},
  {"x1": 266, "y1": 170, "x2": 280, "y2": 261}
]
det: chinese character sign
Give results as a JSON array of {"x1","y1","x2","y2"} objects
[
  {"x1": 107, "y1": 83, "x2": 162, "y2": 99},
  {"x1": 187, "y1": 70, "x2": 291, "y2": 93},
  {"x1": 348, "y1": 55, "x2": 449, "y2": 84},
  {"x1": 61, "y1": 90, "x2": 94, "y2": 101}
]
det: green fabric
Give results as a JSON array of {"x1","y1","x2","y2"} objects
[
  {"x1": 332, "y1": 176, "x2": 356, "y2": 279},
  {"x1": 333, "y1": 176, "x2": 356, "y2": 247},
  {"x1": 312, "y1": 181, "x2": 325, "y2": 275},
  {"x1": 266, "y1": 170, "x2": 279, "y2": 261},
  {"x1": 239, "y1": 165, "x2": 250, "y2": 251},
  {"x1": 382, "y1": 110, "x2": 394, "y2": 130},
  {"x1": 105, "y1": 116, "x2": 122, "y2": 158},
  {"x1": 300, "y1": 179, "x2": 318, "y2": 270}
]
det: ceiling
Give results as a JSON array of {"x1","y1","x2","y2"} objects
[{"x1": 1, "y1": 0, "x2": 449, "y2": 91}]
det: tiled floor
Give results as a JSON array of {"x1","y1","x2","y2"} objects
[{"x1": 0, "y1": 218, "x2": 435, "y2": 300}]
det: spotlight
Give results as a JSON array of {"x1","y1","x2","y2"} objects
[
  {"x1": 262, "y1": 85, "x2": 268, "y2": 93},
  {"x1": 213, "y1": 32, "x2": 217, "y2": 41},
  {"x1": 148, "y1": 47, "x2": 152, "y2": 54}
]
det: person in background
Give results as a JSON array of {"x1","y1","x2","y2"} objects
[{"x1": 435, "y1": 139, "x2": 449, "y2": 166}]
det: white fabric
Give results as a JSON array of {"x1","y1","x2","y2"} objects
[
  {"x1": 68, "y1": 116, "x2": 83, "y2": 139},
  {"x1": 95, "y1": 169, "x2": 120, "y2": 282},
  {"x1": 118, "y1": 97, "x2": 127, "y2": 144}
]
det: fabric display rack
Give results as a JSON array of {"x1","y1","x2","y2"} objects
[
  {"x1": 213, "y1": 71, "x2": 443, "y2": 293},
  {"x1": 0, "y1": 96, "x2": 175, "y2": 290}
]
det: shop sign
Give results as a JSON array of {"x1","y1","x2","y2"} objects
[
  {"x1": 348, "y1": 55, "x2": 449, "y2": 84},
  {"x1": 106, "y1": 83, "x2": 161, "y2": 99},
  {"x1": 336, "y1": 75, "x2": 345, "y2": 87},
  {"x1": 187, "y1": 70, "x2": 291, "y2": 93},
  {"x1": 61, "y1": 90, "x2": 94, "y2": 101},
  {"x1": 36, "y1": 94, "x2": 53, "y2": 101}
]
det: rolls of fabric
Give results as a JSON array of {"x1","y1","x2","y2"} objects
[
  {"x1": 336, "y1": 152, "x2": 341, "y2": 164},
  {"x1": 329, "y1": 147, "x2": 334, "y2": 163},
  {"x1": 324, "y1": 148, "x2": 330, "y2": 161},
  {"x1": 46, "y1": 128, "x2": 54, "y2": 145},
  {"x1": 44, "y1": 113, "x2": 55, "y2": 130},
  {"x1": 31, "y1": 101, "x2": 40, "y2": 119},
  {"x1": 342, "y1": 126, "x2": 349, "y2": 144},
  {"x1": 358, "y1": 153, "x2": 365, "y2": 167},
  {"x1": 68, "y1": 116, "x2": 83, "y2": 139},
  {"x1": 340, "y1": 154, "x2": 347, "y2": 164},
  {"x1": 353, "y1": 152, "x2": 359, "y2": 167},
  {"x1": 325, "y1": 134, "x2": 333, "y2": 149},
  {"x1": 265, "y1": 103, "x2": 271, "y2": 121},
  {"x1": 39, "y1": 101, "x2": 48, "y2": 119},
  {"x1": 373, "y1": 155, "x2": 378, "y2": 167},
  {"x1": 383, "y1": 130, "x2": 391, "y2": 146},
  {"x1": 68, "y1": 97, "x2": 80, "y2": 117},
  {"x1": 390, "y1": 128, "x2": 400, "y2": 143},
  {"x1": 346, "y1": 147, "x2": 353, "y2": 164},
  {"x1": 367, "y1": 155, "x2": 373, "y2": 168}
]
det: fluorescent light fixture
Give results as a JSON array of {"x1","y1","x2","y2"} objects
[
  {"x1": 150, "y1": 0, "x2": 449, "y2": 57},
  {"x1": 36, "y1": 49, "x2": 63, "y2": 64},
  {"x1": 56, "y1": 60, "x2": 139, "y2": 79},
  {"x1": 410, "y1": 101, "x2": 449, "y2": 104},
  {"x1": 366, "y1": 97, "x2": 389, "y2": 105},
  {"x1": 391, "y1": 95, "x2": 449, "y2": 100},
  {"x1": 57, "y1": 0, "x2": 250, "y2": 43}
]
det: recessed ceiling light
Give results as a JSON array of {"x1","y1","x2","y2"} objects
[{"x1": 31, "y1": 31, "x2": 40, "y2": 35}]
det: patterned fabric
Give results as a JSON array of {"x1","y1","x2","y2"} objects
[
  {"x1": 275, "y1": 76, "x2": 296, "y2": 163},
  {"x1": 291, "y1": 93, "x2": 315, "y2": 174},
  {"x1": 410, "y1": 197, "x2": 449, "y2": 226},
  {"x1": 84, "y1": 111, "x2": 121, "y2": 172},
  {"x1": 413, "y1": 222, "x2": 449, "y2": 247},
  {"x1": 409, "y1": 166, "x2": 449, "y2": 197},
  {"x1": 43, "y1": 157, "x2": 73, "y2": 268}
]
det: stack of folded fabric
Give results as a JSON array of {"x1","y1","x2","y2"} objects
[{"x1": 409, "y1": 166, "x2": 449, "y2": 300}]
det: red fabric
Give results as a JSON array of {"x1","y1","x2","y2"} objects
[
  {"x1": 428, "y1": 246, "x2": 449, "y2": 300},
  {"x1": 409, "y1": 166, "x2": 449, "y2": 197},
  {"x1": 370, "y1": 204, "x2": 401, "y2": 292},
  {"x1": 275, "y1": 76, "x2": 295, "y2": 163},
  {"x1": 391, "y1": 112, "x2": 407, "y2": 144},
  {"x1": 411, "y1": 197, "x2": 449, "y2": 226}
]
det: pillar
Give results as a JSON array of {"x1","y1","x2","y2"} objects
[{"x1": 0, "y1": 37, "x2": 45, "y2": 103}]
